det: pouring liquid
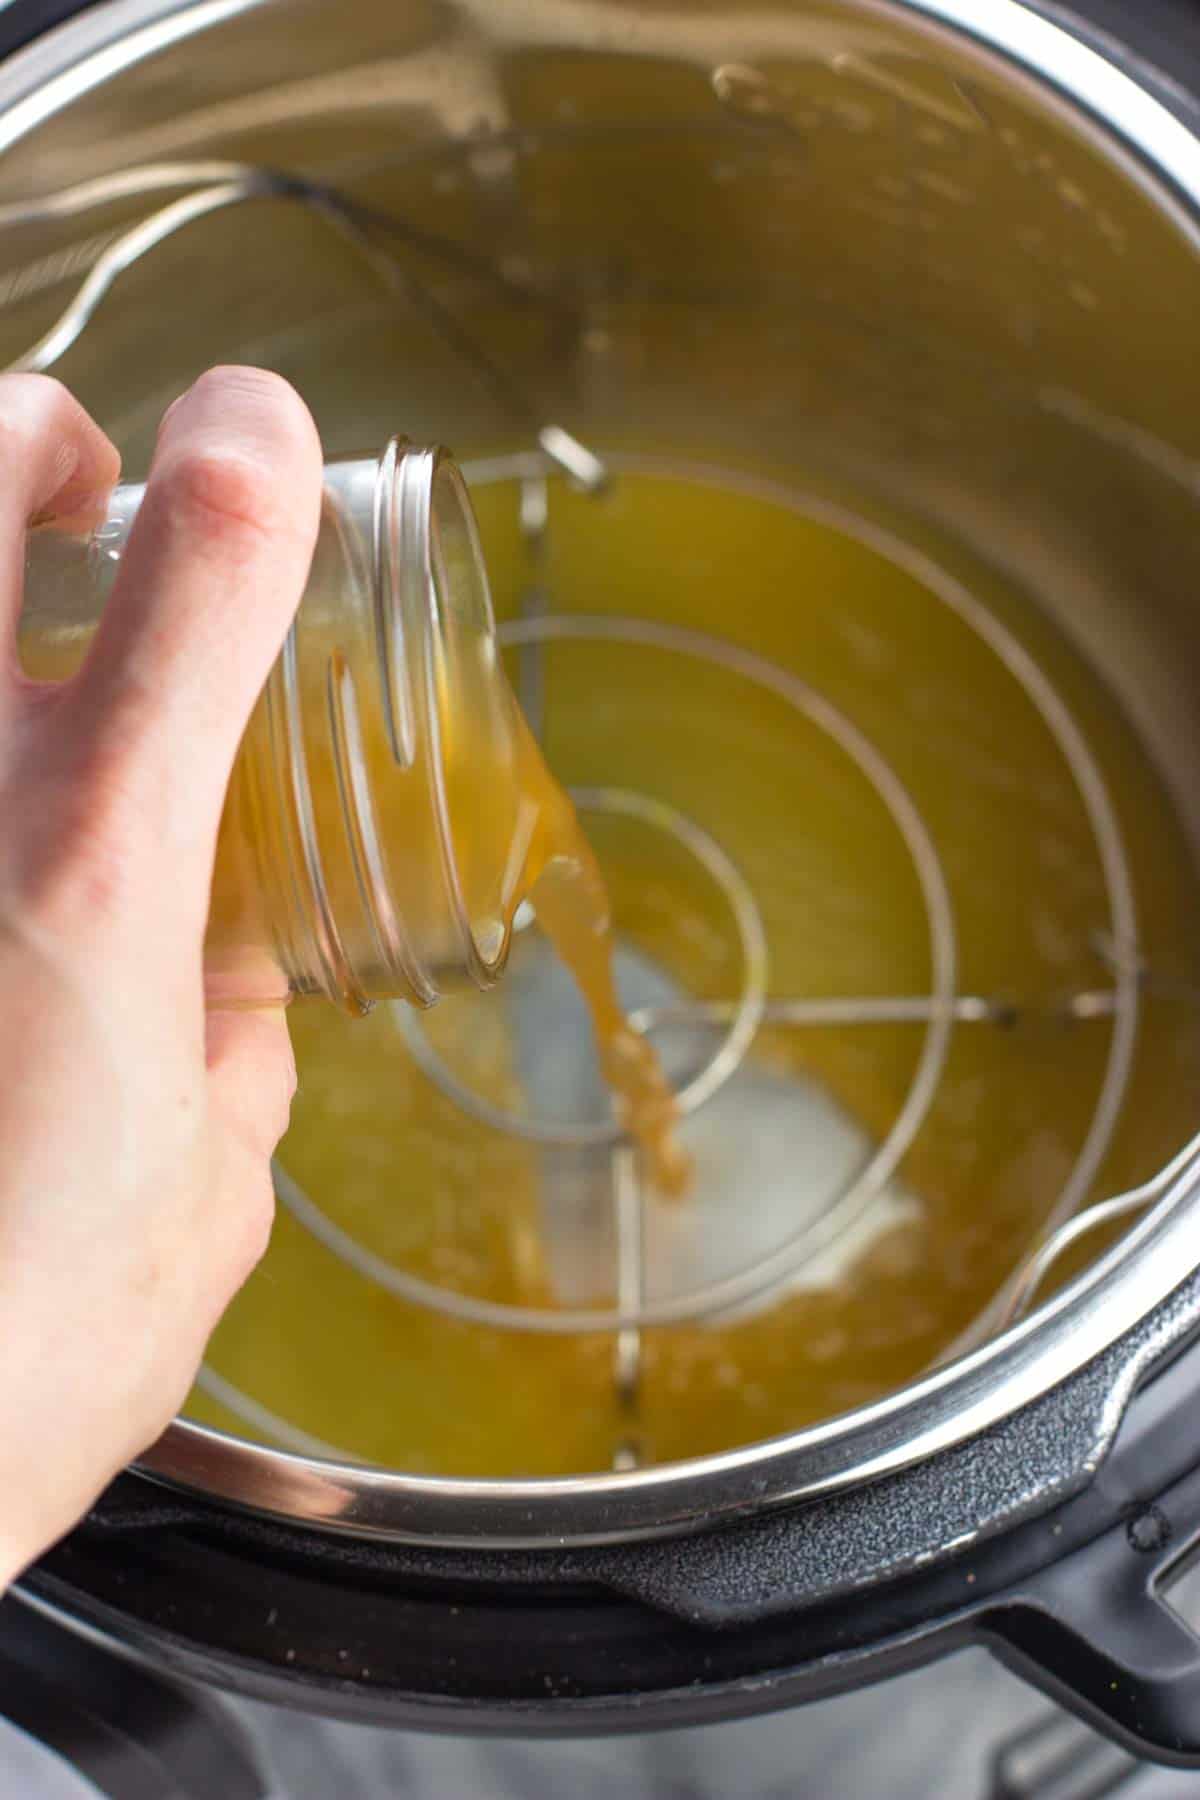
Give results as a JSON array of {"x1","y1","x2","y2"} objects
[
  {"x1": 19, "y1": 535, "x2": 687, "y2": 1198},
  {"x1": 511, "y1": 713, "x2": 691, "y2": 1199}
]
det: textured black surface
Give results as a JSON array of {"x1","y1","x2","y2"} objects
[
  {"x1": 44, "y1": 1267, "x2": 1200, "y2": 1620},
  {"x1": 591, "y1": 1271, "x2": 1200, "y2": 1625}
]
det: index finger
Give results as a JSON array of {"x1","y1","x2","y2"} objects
[{"x1": 0, "y1": 373, "x2": 120, "y2": 649}]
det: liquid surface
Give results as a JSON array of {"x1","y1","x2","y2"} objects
[{"x1": 182, "y1": 460, "x2": 1200, "y2": 1476}]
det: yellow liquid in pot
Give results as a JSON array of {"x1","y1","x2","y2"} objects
[{"x1": 179, "y1": 462, "x2": 1200, "y2": 1475}]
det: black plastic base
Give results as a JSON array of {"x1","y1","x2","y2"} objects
[
  {"x1": 17, "y1": 1302, "x2": 1200, "y2": 1760},
  {"x1": 0, "y1": 1595, "x2": 265, "y2": 1799}
]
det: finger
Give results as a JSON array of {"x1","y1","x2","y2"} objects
[
  {"x1": 196, "y1": 1144, "x2": 278, "y2": 1326},
  {"x1": 0, "y1": 373, "x2": 120, "y2": 637},
  {"x1": 204, "y1": 1006, "x2": 295, "y2": 1292},
  {"x1": 68, "y1": 366, "x2": 323, "y2": 861},
  {"x1": 205, "y1": 1003, "x2": 297, "y2": 1163}
]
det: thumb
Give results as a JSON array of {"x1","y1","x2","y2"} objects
[{"x1": 65, "y1": 367, "x2": 324, "y2": 886}]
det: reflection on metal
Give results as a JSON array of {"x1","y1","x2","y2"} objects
[
  {"x1": 195, "y1": 1365, "x2": 359, "y2": 1463},
  {"x1": 0, "y1": 158, "x2": 605, "y2": 501},
  {"x1": 988, "y1": 1704, "x2": 1140, "y2": 1798},
  {"x1": 517, "y1": 473, "x2": 549, "y2": 739},
  {"x1": 629, "y1": 992, "x2": 1121, "y2": 1030},
  {"x1": 996, "y1": 1128, "x2": 1200, "y2": 1335},
  {"x1": 613, "y1": 1148, "x2": 645, "y2": 1471}
]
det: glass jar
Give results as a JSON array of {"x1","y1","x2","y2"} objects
[{"x1": 22, "y1": 441, "x2": 526, "y2": 1013}]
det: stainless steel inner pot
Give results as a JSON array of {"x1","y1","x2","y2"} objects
[{"x1": 1, "y1": 0, "x2": 1199, "y2": 1548}]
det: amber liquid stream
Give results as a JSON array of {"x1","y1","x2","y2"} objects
[{"x1": 19, "y1": 572, "x2": 688, "y2": 1197}]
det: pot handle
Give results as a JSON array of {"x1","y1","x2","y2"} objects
[
  {"x1": 0, "y1": 1592, "x2": 267, "y2": 1799},
  {"x1": 983, "y1": 1454, "x2": 1200, "y2": 1768}
]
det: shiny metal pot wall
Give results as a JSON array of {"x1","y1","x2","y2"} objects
[{"x1": 0, "y1": 0, "x2": 1199, "y2": 1547}]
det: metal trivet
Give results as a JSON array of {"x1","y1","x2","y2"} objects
[{"x1": 0, "y1": 155, "x2": 1173, "y2": 1471}]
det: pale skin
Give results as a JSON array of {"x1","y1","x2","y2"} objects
[{"x1": 0, "y1": 365, "x2": 324, "y2": 1586}]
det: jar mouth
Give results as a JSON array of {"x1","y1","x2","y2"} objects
[
  {"x1": 259, "y1": 440, "x2": 513, "y2": 1015},
  {"x1": 379, "y1": 440, "x2": 511, "y2": 995}
]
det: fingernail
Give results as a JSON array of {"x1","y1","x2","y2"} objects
[
  {"x1": 29, "y1": 487, "x2": 111, "y2": 532},
  {"x1": 157, "y1": 388, "x2": 191, "y2": 436}
]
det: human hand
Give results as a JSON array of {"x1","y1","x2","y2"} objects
[{"x1": 0, "y1": 366, "x2": 323, "y2": 1584}]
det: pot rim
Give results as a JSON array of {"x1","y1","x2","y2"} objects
[{"x1": 3, "y1": 0, "x2": 1199, "y2": 1547}]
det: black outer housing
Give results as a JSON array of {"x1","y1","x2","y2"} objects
[
  {"x1": 13, "y1": 1270, "x2": 1200, "y2": 1765},
  {"x1": 3, "y1": 0, "x2": 1200, "y2": 1776},
  {"x1": 0, "y1": 1598, "x2": 265, "y2": 1799}
]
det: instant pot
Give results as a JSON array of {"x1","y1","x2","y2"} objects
[{"x1": 4, "y1": 0, "x2": 1200, "y2": 1780}]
